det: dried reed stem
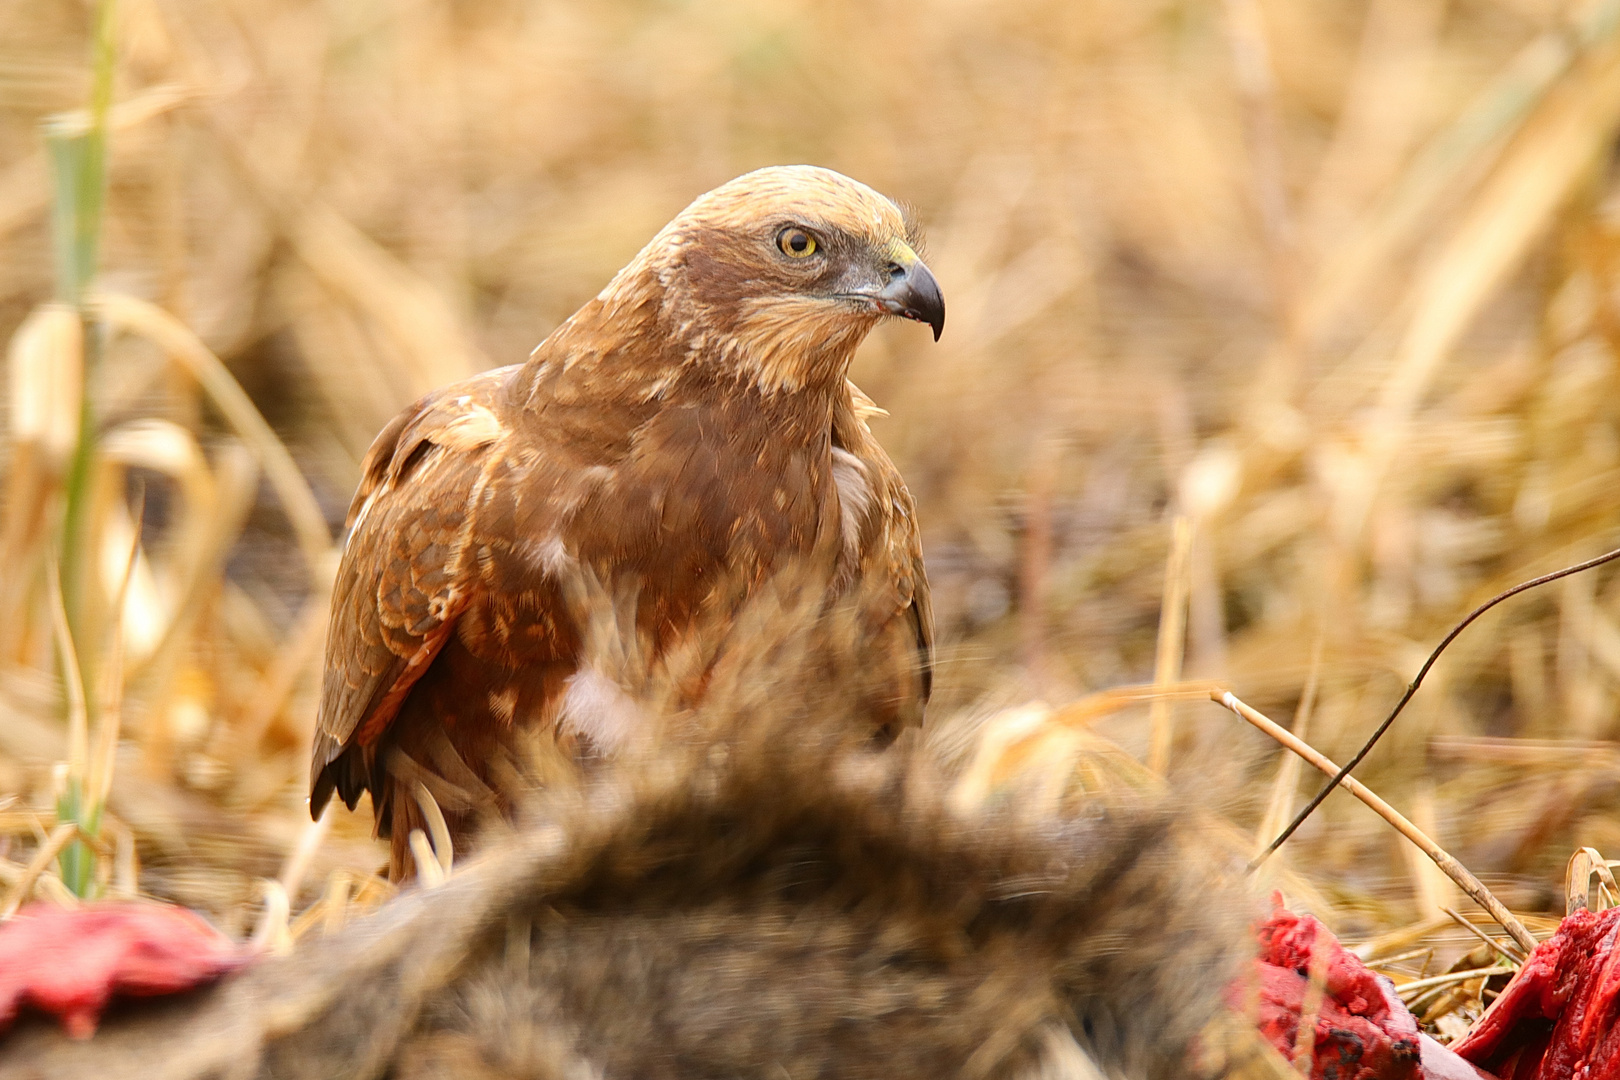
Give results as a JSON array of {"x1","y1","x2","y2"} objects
[
  {"x1": 45, "y1": 560, "x2": 88, "y2": 778},
  {"x1": 1395, "y1": 965, "x2": 1515, "y2": 998},
  {"x1": 87, "y1": 513, "x2": 140, "y2": 820},
  {"x1": 1566, "y1": 846, "x2": 1619, "y2": 914},
  {"x1": 320, "y1": 872, "x2": 352, "y2": 937},
  {"x1": 1443, "y1": 907, "x2": 1523, "y2": 965},
  {"x1": 233, "y1": 601, "x2": 328, "y2": 749},
  {"x1": 277, "y1": 809, "x2": 334, "y2": 903},
  {"x1": 1336, "y1": 19, "x2": 1620, "y2": 543},
  {"x1": 0, "y1": 821, "x2": 77, "y2": 917},
  {"x1": 45, "y1": 556, "x2": 95, "y2": 895},
  {"x1": 95, "y1": 292, "x2": 333, "y2": 579},
  {"x1": 1212, "y1": 688, "x2": 1538, "y2": 953},
  {"x1": 1221, "y1": 0, "x2": 1299, "y2": 309},
  {"x1": 251, "y1": 879, "x2": 291, "y2": 953},
  {"x1": 1254, "y1": 637, "x2": 1321, "y2": 854},
  {"x1": 1148, "y1": 516, "x2": 1194, "y2": 774}
]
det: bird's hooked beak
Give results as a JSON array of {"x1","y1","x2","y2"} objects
[{"x1": 878, "y1": 241, "x2": 945, "y2": 341}]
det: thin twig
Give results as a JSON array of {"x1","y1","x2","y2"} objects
[
  {"x1": 95, "y1": 291, "x2": 334, "y2": 581},
  {"x1": 1443, "y1": 906, "x2": 1525, "y2": 965},
  {"x1": 1255, "y1": 636, "x2": 1322, "y2": 854},
  {"x1": 88, "y1": 488, "x2": 142, "y2": 819},
  {"x1": 277, "y1": 807, "x2": 333, "y2": 903},
  {"x1": 1258, "y1": 544, "x2": 1620, "y2": 863},
  {"x1": 250, "y1": 879, "x2": 290, "y2": 953},
  {"x1": 1395, "y1": 965, "x2": 1515, "y2": 998},
  {"x1": 0, "y1": 822, "x2": 78, "y2": 917},
  {"x1": 1365, "y1": 946, "x2": 1433, "y2": 971},
  {"x1": 45, "y1": 559, "x2": 88, "y2": 779},
  {"x1": 1214, "y1": 688, "x2": 1538, "y2": 953}
]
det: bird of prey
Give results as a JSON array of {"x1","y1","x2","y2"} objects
[{"x1": 309, "y1": 165, "x2": 943, "y2": 877}]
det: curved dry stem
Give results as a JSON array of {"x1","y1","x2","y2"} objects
[
  {"x1": 1213, "y1": 688, "x2": 1538, "y2": 954},
  {"x1": 93, "y1": 292, "x2": 333, "y2": 582},
  {"x1": 0, "y1": 821, "x2": 78, "y2": 918}
]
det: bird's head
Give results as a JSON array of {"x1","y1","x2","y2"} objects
[{"x1": 593, "y1": 165, "x2": 944, "y2": 395}]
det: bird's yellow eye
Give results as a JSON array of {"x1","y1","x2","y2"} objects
[{"x1": 777, "y1": 227, "x2": 817, "y2": 258}]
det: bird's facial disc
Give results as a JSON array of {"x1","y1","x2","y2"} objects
[
  {"x1": 649, "y1": 168, "x2": 945, "y2": 391},
  {"x1": 766, "y1": 223, "x2": 946, "y2": 342}
]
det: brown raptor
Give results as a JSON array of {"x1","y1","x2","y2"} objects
[{"x1": 309, "y1": 165, "x2": 943, "y2": 877}]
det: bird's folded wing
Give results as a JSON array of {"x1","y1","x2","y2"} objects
[
  {"x1": 836, "y1": 385, "x2": 934, "y2": 707},
  {"x1": 310, "y1": 373, "x2": 511, "y2": 808},
  {"x1": 886, "y1": 477, "x2": 934, "y2": 704}
]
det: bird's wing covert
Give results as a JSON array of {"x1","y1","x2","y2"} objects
[
  {"x1": 310, "y1": 372, "x2": 511, "y2": 810},
  {"x1": 838, "y1": 383, "x2": 934, "y2": 707}
]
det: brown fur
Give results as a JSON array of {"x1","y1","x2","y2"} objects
[
  {"x1": 0, "y1": 737, "x2": 1272, "y2": 1080},
  {"x1": 310, "y1": 167, "x2": 936, "y2": 879},
  {"x1": 1, "y1": 601, "x2": 1282, "y2": 1080}
]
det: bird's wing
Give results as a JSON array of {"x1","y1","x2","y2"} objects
[
  {"x1": 310, "y1": 368, "x2": 515, "y2": 813},
  {"x1": 835, "y1": 382, "x2": 934, "y2": 717}
]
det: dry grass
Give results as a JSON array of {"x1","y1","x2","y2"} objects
[{"x1": 4, "y1": 0, "x2": 1620, "y2": 1046}]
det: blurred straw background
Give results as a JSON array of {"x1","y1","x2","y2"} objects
[{"x1": 5, "y1": 0, "x2": 1620, "y2": 1044}]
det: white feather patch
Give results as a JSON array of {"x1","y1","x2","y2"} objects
[
  {"x1": 345, "y1": 485, "x2": 386, "y2": 550},
  {"x1": 831, "y1": 447, "x2": 874, "y2": 558},
  {"x1": 558, "y1": 668, "x2": 643, "y2": 752},
  {"x1": 526, "y1": 534, "x2": 577, "y2": 576},
  {"x1": 437, "y1": 405, "x2": 505, "y2": 449}
]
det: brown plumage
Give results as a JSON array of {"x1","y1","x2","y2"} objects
[{"x1": 309, "y1": 166, "x2": 944, "y2": 876}]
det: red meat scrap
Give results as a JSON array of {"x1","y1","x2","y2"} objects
[
  {"x1": 1231, "y1": 900, "x2": 1424, "y2": 1080},
  {"x1": 1452, "y1": 905, "x2": 1620, "y2": 1080},
  {"x1": 0, "y1": 902, "x2": 249, "y2": 1039}
]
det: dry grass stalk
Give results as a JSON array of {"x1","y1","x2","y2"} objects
[
  {"x1": 1395, "y1": 965, "x2": 1515, "y2": 1000},
  {"x1": 0, "y1": 820, "x2": 75, "y2": 917},
  {"x1": 1148, "y1": 515, "x2": 1194, "y2": 775},
  {"x1": 1212, "y1": 688, "x2": 1537, "y2": 954},
  {"x1": 1565, "y1": 845, "x2": 1619, "y2": 913},
  {"x1": 1219, "y1": 0, "x2": 1300, "y2": 325},
  {"x1": 1253, "y1": 639, "x2": 1319, "y2": 855},
  {"x1": 250, "y1": 878, "x2": 290, "y2": 953},
  {"x1": 1336, "y1": 23, "x2": 1620, "y2": 545},
  {"x1": 1443, "y1": 907, "x2": 1524, "y2": 965},
  {"x1": 94, "y1": 293, "x2": 332, "y2": 579},
  {"x1": 275, "y1": 810, "x2": 332, "y2": 904}
]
